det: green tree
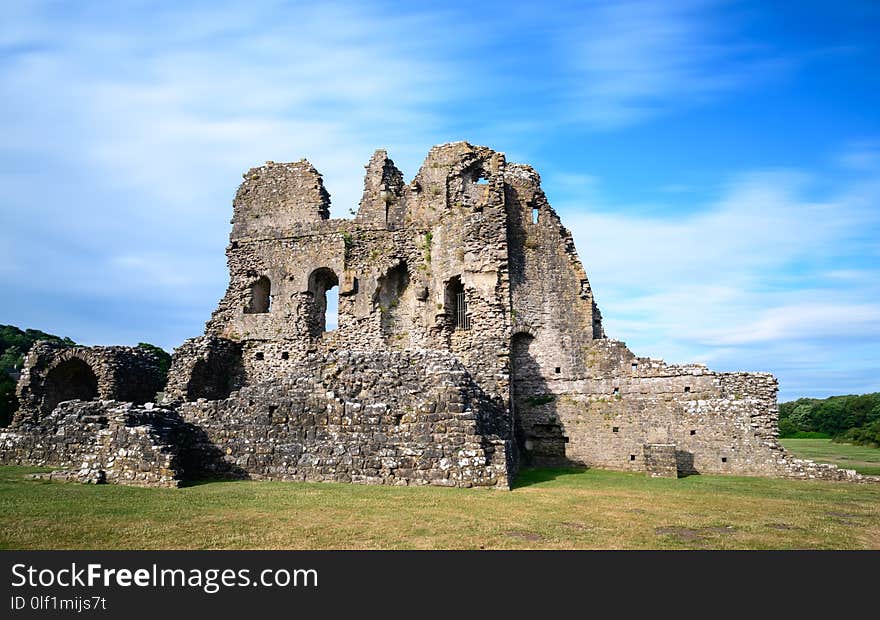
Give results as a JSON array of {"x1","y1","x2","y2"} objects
[
  {"x1": 137, "y1": 343, "x2": 172, "y2": 385},
  {"x1": 0, "y1": 324, "x2": 76, "y2": 426}
]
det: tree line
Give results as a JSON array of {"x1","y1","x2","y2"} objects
[{"x1": 779, "y1": 392, "x2": 880, "y2": 447}]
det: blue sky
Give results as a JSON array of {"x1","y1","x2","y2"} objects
[{"x1": 1, "y1": 0, "x2": 878, "y2": 401}]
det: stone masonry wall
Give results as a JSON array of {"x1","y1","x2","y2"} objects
[
  {"x1": 14, "y1": 342, "x2": 166, "y2": 424},
  {"x1": 176, "y1": 350, "x2": 511, "y2": 488},
  {"x1": 0, "y1": 400, "x2": 181, "y2": 487},
  {"x1": 203, "y1": 142, "x2": 515, "y2": 414},
  {"x1": 2, "y1": 141, "x2": 871, "y2": 488}
]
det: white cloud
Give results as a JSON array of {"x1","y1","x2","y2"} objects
[
  {"x1": 561, "y1": 164, "x2": 880, "y2": 397},
  {"x1": 560, "y1": 0, "x2": 788, "y2": 128},
  {"x1": 0, "y1": 1, "x2": 482, "y2": 348}
]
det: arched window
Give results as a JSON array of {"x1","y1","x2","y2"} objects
[
  {"x1": 245, "y1": 276, "x2": 271, "y2": 314},
  {"x1": 42, "y1": 358, "x2": 99, "y2": 415},
  {"x1": 445, "y1": 275, "x2": 470, "y2": 330},
  {"x1": 375, "y1": 262, "x2": 410, "y2": 338},
  {"x1": 307, "y1": 267, "x2": 339, "y2": 336}
]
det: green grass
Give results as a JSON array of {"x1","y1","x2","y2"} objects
[
  {"x1": 782, "y1": 438, "x2": 880, "y2": 476},
  {"x1": 1, "y1": 466, "x2": 879, "y2": 550}
]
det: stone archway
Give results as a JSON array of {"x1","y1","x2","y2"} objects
[{"x1": 41, "y1": 357, "x2": 99, "y2": 415}]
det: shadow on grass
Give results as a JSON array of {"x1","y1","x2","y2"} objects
[
  {"x1": 512, "y1": 467, "x2": 589, "y2": 489},
  {"x1": 178, "y1": 477, "x2": 251, "y2": 489}
]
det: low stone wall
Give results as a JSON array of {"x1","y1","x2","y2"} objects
[
  {"x1": 644, "y1": 444, "x2": 678, "y2": 478},
  {"x1": 0, "y1": 349, "x2": 512, "y2": 489},
  {"x1": 0, "y1": 400, "x2": 181, "y2": 487},
  {"x1": 2, "y1": 342, "x2": 873, "y2": 488},
  {"x1": 177, "y1": 349, "x2": 511, "y2": 488}
]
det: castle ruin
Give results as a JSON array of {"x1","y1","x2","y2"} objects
[{"x1": 0, "y1": 142, "x2": 865, "y2": 486}]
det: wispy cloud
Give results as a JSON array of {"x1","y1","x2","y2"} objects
[
  {"x1": 562, "y1": 161, "x2": 880, "y2": 399},
  {"x1": 558, "y1": 0, "x2": 788, "y2": 128},
  {"x1": 0, "y1": 1, "x2": 877, "y2": 402},
  {"x1": 0, "y1": 1, "x2": 474, "y2": 347}
]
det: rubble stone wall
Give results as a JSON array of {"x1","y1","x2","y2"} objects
[
  {"x1": 14, "y1": 342, "x2": 166, "y2": 424},
  {"x1": 176, "y1": 350, "x2": 511, "y2": 488},
  {"x1": 2, "y1": 141, "x2": 871, "y2": 488},
  {"x1": 0, "y1": 400, "x2": 180, "y2": 487}
]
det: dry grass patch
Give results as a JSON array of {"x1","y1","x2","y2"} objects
[{"x1": 1, "y1": 466, "x2": 878, "y2": 549}]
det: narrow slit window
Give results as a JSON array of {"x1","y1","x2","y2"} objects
[
  {"x1": 630, "y1": 455, "x2": 636, "y2": 461},
  {"x1": 532, "y1": 208, "x2": 539, "y2": 224},
  {"x1": 445, "y1": 276, "x2": 470, "y2": 331},
  {"x1": 307, "y1": 267, "x2": 340, "y2": 335}
]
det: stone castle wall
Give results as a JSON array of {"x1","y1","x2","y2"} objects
[
  {"x1": 205, "y1": 143, "x2": 515, "y2": 411},
  {"x1": 0, "y1": 400, "x2": 180, "y2": 487},
  {"x1": 1, "y1": 141, "x2": 870, "y2": 488},
  {"x1": 175, "y1": 350, "x2": 510, "y2": 488}
]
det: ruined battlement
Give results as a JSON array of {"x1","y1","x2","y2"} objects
[
  {"x1": 205, "y1": 142, "x2": 600, "y2": 412},
  {"x1": 231, "y1": 159, "x2": 331, "y2": 240},
  {"x1": 3, "y1": 142, "x2": 870, "y2": 488}
]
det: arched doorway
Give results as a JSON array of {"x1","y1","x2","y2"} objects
[{"x1": 42, "y1": 358, "x2": 99, "y2": 415}]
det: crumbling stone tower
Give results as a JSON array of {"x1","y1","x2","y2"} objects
[
  {"x1": 3, "y1": 142, "x2": 864, "y2": 487},
  {"x1": 161, "y1": 141, "x2": 784, "y2": 480}
]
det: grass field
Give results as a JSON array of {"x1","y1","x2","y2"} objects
[
  {"x1": 782, "y1": 438, "x2": 880, "y2": 476},
  {"x1": 1, "y1": 466, "x2": 879, "y2": 550}
]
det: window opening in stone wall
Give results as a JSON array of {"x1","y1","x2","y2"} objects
[
  {"x1": 376, "y1": 262, "x2": 410, "y2": 339},
  {"x1": 308, "y1": 267, "x2": 340, "y2": 336},
  {"x1": 555, "y1": 366, "x2": 561, "y2": 374},
  {"x1": 630, "y1": 454, "x2": 636, "y2": 461},
  {"x1": 281, "y1": 352, "x2": 289, "y2": 360},
  {"x1": 42, "y1": 358, "x2": 99, "y2": 415},
  {"x1": 255, "y1": 352, "x2": 264, "y2": 360},
  {"x1": 612, "y1": 387, "x2": 619, "y2": 395},
  {"x1": 721, "y1": 457, "x2": 728, "y2": 463},
  {"x1": 245, "y1": 276, "x2": 271, "y2": 314},
  {"x1": 690, "y1": 429, "x2": 696, "y2": 435},
  {"x1": 532, "y1": 208, "x2": 539, "y2": 224},
  {"x1": 186, "y1": 353, "x2": 243, "y2": 402},
  {"x1": 612, "y1": 426, "x2": 619, "y2": 433},
  {"x1": 684, "y1": 386, "x2": 691, "y2": 393},
  {"x1": 326, "y1": 285, "x2": 339, "y2": 331},
  {"x1": 632, "y1": 362, "x2": 638, "y2": 371},
  {"x1": 445, "y1": 276, "x2": 470, "y2": 331}
]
